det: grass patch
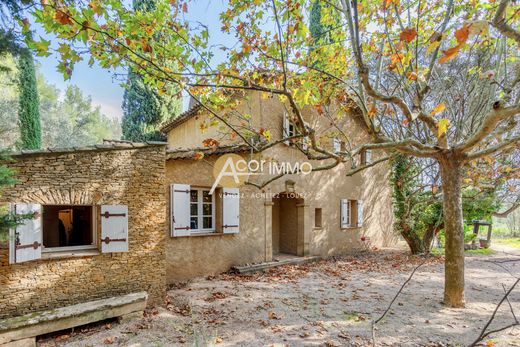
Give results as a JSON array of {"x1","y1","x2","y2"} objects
[
  {"x1": 493, "y1": 238, "x2": 520, "y2": 249},
  {"x1": 465, "y1": 248, "x2": 495, "y2": 255},
  {"x1": 430, "y1": 247, "x2": 495, "y2": 255}
]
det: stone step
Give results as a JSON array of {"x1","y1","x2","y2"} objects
[
  {"x1": 233, "y1": 256, "x2": 321, "y2": 274},
  {"x1": 0, "y1": 292, "x2": 147, "y2": 346}
]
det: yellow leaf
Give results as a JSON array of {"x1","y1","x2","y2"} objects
[
  {"x1": 486, "y1": 340, "x2": 494, "y2": 347},
  {"x1": 437, "y1": 118, "x2": 450, "y2": 138},
  {"x1": 468, "y1": 20, "x2": 489, "y2": 37},
  {"x1": 430, "y1": 102, "x2": 446, "y2": 116},
  {"x1": 426, "y1": 40, "x2": 441, "y2": 55}
]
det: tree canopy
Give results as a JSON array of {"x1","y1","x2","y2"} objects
[{"x1": 23, "y1": 0, "x2": 519, "y2": 308}]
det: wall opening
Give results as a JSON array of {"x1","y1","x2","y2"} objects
[
  {"x1": 42, "y1": 205, "x2": 95, "y2": 251},
  {"x1": 271, "y1": 193, "x2": 304, "y2": 256},
  {"x1": 314, "y1": 208, "x2": 322, "y2": 228}
]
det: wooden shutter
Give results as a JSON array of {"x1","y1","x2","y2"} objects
[
  {"x1": 340, "y1": 199, "x2": 351, "y2": 228},
  {"x1": 171, "y1": 184, "x2": 191, "y2": 237},
  {"x1": 9, "y1": 203, "x2": 42, "y2": 264},
  {"x1": 222, "y1": 188, "x2": 240, "y2": 234},
  {"x1": 357, "y1": 200, "x2": 364, "y2": 227},
  {"x1": 365, "y1": 150, "x2": 372, "y2": 164},
  {"x1": 333, "y1": 138, "x2": 341, "y2": 153},
  {"x1": 101, "y1": 205, "x2": 128, "y2": 253},
  {"x1": 283, "y1": 111, "x2": 290, "y2": 145}
]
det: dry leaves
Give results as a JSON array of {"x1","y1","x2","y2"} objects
[{"x1": 400, "y1": 27, "x2": 417, "y2": 43}]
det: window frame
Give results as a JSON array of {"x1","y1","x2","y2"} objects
[
  {"x1": 189, "y1": 187, "x2": 216, "y2": 233},
  {"x1": 41, "y1": 204, "x2": 98, "y2": 253}
]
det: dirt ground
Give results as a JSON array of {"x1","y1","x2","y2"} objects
[{"x1": 38, "y1": 246, "x2": 520, "y2": 347}]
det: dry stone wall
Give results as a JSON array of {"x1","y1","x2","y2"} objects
[{"x1": 0, "y1": 146, "x2": 166, "y2": 319}]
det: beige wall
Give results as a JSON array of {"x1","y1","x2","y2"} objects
[
  {"x1": 165, "y1": 144, "x2": 396, "y2": 282},
  {"x1": 0, "y1": 146, "x2": 167, "y2": 318},
  {"x1": 164, "y1": 91, "x2": 396, "y2": 282}
]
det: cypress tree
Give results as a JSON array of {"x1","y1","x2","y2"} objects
[
  {"x1": 17, "y1": 50, "x2": 41, "y2": 150},
  {"x1": 121, "y1": 0, "x2": 182, "y2": 142}
]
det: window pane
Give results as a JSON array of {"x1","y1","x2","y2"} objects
[
  {"x1": 190, "y1": 190, "x2": 198, "y2": 202},
  {"x1": 190, "y1": 203, "x2": 198, "y2": 216},
  {"x1": 202, "y1": 190, "x2": 212, "y2": 202},
  {"x1": 190, "y1": 217, "x2": 198, "y2": 230},
  {"x1": 203, "y1": 217, "x2": 213, "y2": 229},
  {"x1": 203, "y1": 203, "x2": 212, "y2": 216}
]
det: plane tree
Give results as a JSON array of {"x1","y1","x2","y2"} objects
[{"x1": 25, "y1": 0, "x2": 519, "y2": 307}]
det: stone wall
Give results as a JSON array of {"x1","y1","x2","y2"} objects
[{"x1": 0, "y1": 146, "x2": 166, "y2": 319}]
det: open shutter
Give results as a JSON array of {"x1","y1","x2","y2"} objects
[
  {"x1": 333, "y1": 138, "x2": 341, "y2": 153},
  {"x1": 357, "y1": 200, "x2": 364, "y2": 227},
  {"x1": 171, "y1": 184, "x2": 191, "y2": 237},
  {"x1": 101, "y1": 205, "x2": 128, "y2": 253},
  {"x1": 340, "y1": 199, "x2": 351, "y2": 228},
  {"x1": 283, "y1": 111, "x2": 290, "y2": 145},
  {"x1": 365, "y1": 150, "x2": 372, "y2": 164},
  {"x1": 223, "y1": 188, "x2": 240, "y2": 234},
  {"x1": 9, "y1": 203, "x2": 42, "y2": 264}
]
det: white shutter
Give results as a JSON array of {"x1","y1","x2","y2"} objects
[
  {"x1": 101, "y1": 205, "x2": 128, "y2": 253},
  {"x1": 340, "y1": 199, "x2": 351, "y2": 229},
  {"x1": 333, "y1": 138, "x2": 341, "y2": 153},
  {"x1": 283, "y1": 111, "x2": 290, "y2": 145},
  {"x1": 365, "y1": 150, "x2": 372, "y2": 164},
  {"x1": 171, "y1": 184, "x2": 191, "y2": 237},
  {"x1": 9, "y1": 203, "x2": 42, "y2": 264},
  {"x1": 357, "y1": 200, "x2": 364, "y2": 227},
  {"x1": 222, "y1": 188, "x2": 240, "y2": 234}
]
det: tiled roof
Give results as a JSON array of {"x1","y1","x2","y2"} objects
[
  {"x1": 7, "y1": 140, "x2": 167, "y2": 157},
  {"x1": 160, "y1": 103, "x2": 203, "y2": 133},
  {"x1": 166, "y1": 144, "x2": 250, "y2": 160}
]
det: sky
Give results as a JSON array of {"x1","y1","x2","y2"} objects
[{"x1": 34, "y1": 0, "x2": 229, "y2": 120}]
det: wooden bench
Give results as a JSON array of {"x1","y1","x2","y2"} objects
[{"x1": 0, "y1": 292, "x2": 147, "y2": 347}]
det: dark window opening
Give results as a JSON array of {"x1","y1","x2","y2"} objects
[
  {"x1": 42, "y1": 205, "x2": 94, "y2": 248},
  {"x1": 315, "y1": 208, "x2": 322, "y2": 228}
]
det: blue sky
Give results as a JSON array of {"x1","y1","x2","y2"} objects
[{"x1": 34, "y1": 0, "x2": 229, "y2": 120}]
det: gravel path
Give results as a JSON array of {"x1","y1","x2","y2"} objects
[{"x1": 38, "y1": 248, "x2": 520, "y2": 347}]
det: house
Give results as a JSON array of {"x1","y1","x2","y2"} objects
[
  {"x1": 0, "y1": 143, "x2": 166, "y2": 320},
  {"x1": 162, "y1": 92, "x2": 395, "y2": 282},
  {"x1": 0, "y1": 92, "x2": 395, "y2": 325}
]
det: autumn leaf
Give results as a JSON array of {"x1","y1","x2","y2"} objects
[
  {"x1": 202, "y1": 138, "x2": 219, "y2": 147},
  {"x1": 368, "y1": 104, "x2": 377, "y2": 118},
  {"x1": 407, "y1": 72, "x2": 418, "y2": 81},
  {"x1": 399, "y1": 28, "x2": 417, "y2": 43},
  {"x1": 455, "y1": 25, "x2": 470, "y2": 44},
  {"x1": 439, "y1": 45, "x2": 461, "y2": 64},
  {"x1": 437, "y1": 118, "x2": 450, "y2": 138},
  {"x1": 54, "y1": 10, "x2": 73, "y2": 25},
  {"x1": 259, "y1": 128, "x2": 272, "y2": 141},
  {"x1": 182, "y1": 2, "x2": 188, "y2": 13},
  {"x1": 486, "y1": 340, "x2": 494, "y2": 347},
  {"x1": 193, "y1": 152, "x2": 204, "y2": 160},
  {"x1": 430, "y1": 102, "x2": 446, "y2": 116}
]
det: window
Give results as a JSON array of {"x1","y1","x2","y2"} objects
[
  {"x1": 361, "y1": 150, "x2": 373, "y2": 165},
  {"x1": 190, "y1": 188, "x2": 215, "y2": 232},
  {"x1": 314, "y1": 208, "x2": 322, "y2": 228},
  {"x1": 42, "y1": 205, "x2": 95, "y2": 251}
]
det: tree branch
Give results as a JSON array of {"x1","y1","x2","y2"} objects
[{"x1": 492, "y1": 0, "x2": 520, "y2": 45}]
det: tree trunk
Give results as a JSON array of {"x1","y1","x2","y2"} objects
[
  {"x1": 400, "y1": 222, "x2": 425, "y2": 254},
  {"x1": 439, "y1": 156, "x2": 465, "y2": 308}
]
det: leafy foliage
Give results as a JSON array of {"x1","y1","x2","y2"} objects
[
  {"x1": 121, "y1": 0, "x2": 182, "y2": 142},
  {"x1": 17, "y1": 50, "x2": 41, "y2": 150},
  {"x1": 0, "y1": 54, "x2": 121, "y2": 148}
]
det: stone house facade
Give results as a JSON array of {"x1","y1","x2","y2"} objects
[
  {"x1": 163, "y1": 92, "x2": 396, "y2": 282},
  {"x1": 0, "y1": 144, "x2": 166, "y2": 319},
  {"x1": 0, "y1": 93, "x2": 395, "y2": 319}
]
